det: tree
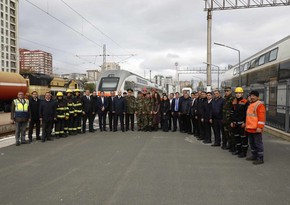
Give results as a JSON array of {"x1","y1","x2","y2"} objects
[{"x1": 196, "y1": 81, "x2": 204, "y2": 91}]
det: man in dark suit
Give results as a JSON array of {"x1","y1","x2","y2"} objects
[
  {"x1": 91, "y1": 90, "x2": 98, "y2": 131},
  {"x1": 113, "y1": 90, "x2": 126, "y2": 132},
  {"x1": 97, "y1": 91, "x2": 108, "y2": 131},
  {"x1": 171, "y1": 92, "x2": 181, "y2": 132},
  {"x1": 107, "y1": 91, "x2": 115, "y2": 131},
  {"x1": 28, "y1": 91, "x2": 41, "y2": 142},
  {"x1": 82, "y1": 90, "x2": 95, "y2": 133},
  {"x1": 202, "y1": 92, "x2": 213, "y2": 144}
]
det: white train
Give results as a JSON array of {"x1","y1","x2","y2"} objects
[
  {"x1": 96, "y1": 70, "x2": 165, "y2": 96},
  {"x1": 221, "y1": 35, "x2": 290, "y2": 131}
]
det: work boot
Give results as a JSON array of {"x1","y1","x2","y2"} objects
[
  {"x1": 253, "y1": 159, "x2": 264, "y2": 165},
  {"x1": 246, "y1": 156, "x2": 257, "y2": 161},
  {"x1": 238, "y1": 153, "x2": 247, "y2": 158}
]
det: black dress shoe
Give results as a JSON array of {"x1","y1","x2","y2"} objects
[
  {"x1": 211, "y1": 144, "x2": 220, "y2": 147},
  {"x1": 172, "y1": 130, "x2": 176, "y2": 132},
  {"x1": 21, "y1": 141, "x2": 27, "y2": 144},
  {"x1": 16, "y1": 141, "x2": 21, "y2": 146},
  {"x1": 47, "y1": 138, "x2": 53, "y2": 141},
  {"x1": 104, "y1": 129, "x2": 107, "y2": 132},
  {"x1": 89, "y1": 130, "x2": 95, "y2": 133}
]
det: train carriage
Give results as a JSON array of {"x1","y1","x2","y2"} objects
[
  {"x1": 96, "y1": 70, "x2": 165, "y2": 96},
  {"x1": 221, "y1": 35, "x2": 290, "y2": 132}
]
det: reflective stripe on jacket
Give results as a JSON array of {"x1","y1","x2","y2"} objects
[
  {"x1": 13, "y1": 99, "x2": 29, "y2": 119},
  {"x1": 246, "y1": 100, "x2": 266, "y2": 133}
]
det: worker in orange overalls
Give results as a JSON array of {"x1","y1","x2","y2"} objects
[{"x1": 245, "y1": 90, "x2": 266, "y2": 165}]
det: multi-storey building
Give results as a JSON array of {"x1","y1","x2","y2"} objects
[
  {"x1": 86, "y1": 69, "x2": 100, "y2": 82},
  {"x1": 102, "y1": 62, "x2": 120, "y2": 71},
  {"x1": 19, "y1": 49, "x2": 53, "y2": 75},
  {"x1": 0, "y1": 0, "x2": 18, "y2": 73}
]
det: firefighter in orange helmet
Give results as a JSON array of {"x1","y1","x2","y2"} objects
[{"x1": 245, "y1": 90, "x2": 266, "y2": 165}]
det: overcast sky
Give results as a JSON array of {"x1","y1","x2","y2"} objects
[{"x1": 19, "y1": 0, "x2": 290, "y2": 84}]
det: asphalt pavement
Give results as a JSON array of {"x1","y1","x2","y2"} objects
[{"x1": 0, "y1": 130, "x2": 290, "y2": 205}]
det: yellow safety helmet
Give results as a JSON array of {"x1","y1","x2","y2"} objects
[
  {"x1": 66, "y1": 89, "x2": 72, "y2": 93},
  {"x1": 74, "y1": 89, "x2": 80, "y2": 93},
  {"x1": 235, "y1": 87, "x2": 244, "y2": 93},
  {"x1": 56, "y1": 92, "x2": 63, "y2": 97}
]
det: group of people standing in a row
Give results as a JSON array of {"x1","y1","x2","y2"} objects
[
  {"x1": 165, "y1": 87, "x2": 266, "y2": 165},
  {"x1": 10, "y1": 86, "x2": 265, "y2": 165}
]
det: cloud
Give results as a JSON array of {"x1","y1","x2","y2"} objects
[{"x1": 19, "y1": 0, "x2": 290, "y2": 81}]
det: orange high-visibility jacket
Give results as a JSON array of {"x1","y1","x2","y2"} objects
[{"x1": 245, "y1": 100, "x2": 266, "y2": 133}]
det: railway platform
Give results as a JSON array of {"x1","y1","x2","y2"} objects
[{"x1": 0, "y1": 128, "x2": 290, "y2": 205}]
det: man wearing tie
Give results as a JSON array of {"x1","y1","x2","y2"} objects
[
  {"x1": 97, "y1": 91, "x2": 108, "y2": 131},
  {"x1": 82, "y1": 90, "x2": 95, "y2": 133},
  {"x1": 107, "y1": 91, "x2": 116, "y2": 131},
  {"x1": 171, "y1": 92, "x2": 180, "y2": 132},
  {"x1": 113, "y1": 90, "x2": 126, "y2": 132}
]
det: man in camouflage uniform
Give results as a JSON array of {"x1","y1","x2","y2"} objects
[
  {"x1": 143, "y1": 92, "x2": 153, "y2": 132},
  {"x1": 125, "y1": 89, "x2": 136, "y2": 131},
  {"x1": 135, "y1": 91, "x2": 145, "y2": 131},
  {"x1": 73, "y1": 89, "x2": 83, "y2": 134},
  {"x1": 222, "y1": 87, "x2": 235, "y2": 150}
]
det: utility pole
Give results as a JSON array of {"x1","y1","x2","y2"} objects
[{"x1": 206, "y1": 10, "x2": 212, "y2": 92}]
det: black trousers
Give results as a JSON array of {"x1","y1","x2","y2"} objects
[
  {"x1": 172, "y1": 112, "x2": 180, "y2": 131},
  {"x1": 55, "y1": 118, "x2": 65, "y2": 136},
  {"x1": 190, "y1": 115, "x2": 198, "y2": 136},
  {"x1": 180, "y1": 114, "x2": 190, "y2": 133},
  {"x1": 114, "y1": 113, "x2": 124, "y2": 131},
  {"x1": 198, "y1": 116, "x2": 205, "y2": 139},
  {"x1": 65, "y1": 114, "x2": 75, "y2": 134},
  {"x1": 74, "y1": 113, "x2": 82, "y2": 133},
  {"x1": 98, "y1": 111, "x2": 107, "y2": 130},
  {"x1": 28, "y1": 119, "x2": 40, "y2": 140},
  {"x1": 125, "y1": 113, "x2": 134, "y2": 131},
  {"x1": 82, "y1": 112, "x2": 94, "y2": 132},
  {"x1": 212, "y1": 118, "x2": 224, "y2": 145},
  {"x1": 168, "y1": 112, "x2": 172, "y2": 130},
  {"x1": 42, "y1": 119, "x2": 53, "y2": 140},
  {"x1": 162, "y1": 115, "x2": 169, "y2": 131},
  {"x1": 108, "y1": 112, "x2": 115, "y2": 131},
  {"x1": 204, "y1": 120, "x2": 212, "y2": 142}
]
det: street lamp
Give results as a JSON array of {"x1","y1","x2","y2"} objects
[
  {"x1": 214, "y1": 42, "x2": 241, "y2": 86},
  {"x1": 203, "y1": 62, "x2": 220, "y2": 90}
]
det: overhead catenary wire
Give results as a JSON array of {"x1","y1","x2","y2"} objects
[
  {"x1": 23, "y1": 0, "x2": 103, "y2": 49},
  {"x1": 59, "y1": 0, "x2": 134, "y2": 56},
  {"x1": 19, "y1": 37, "x2": 96, "y2": 64}
]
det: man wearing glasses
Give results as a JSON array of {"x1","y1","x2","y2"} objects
[{"x1": 11, "y1": 92, "x2": 30, "y2": 146}]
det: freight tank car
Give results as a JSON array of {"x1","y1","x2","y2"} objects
[{"x1": 0, "y1": 72, "x2": 28, "y2": 112}]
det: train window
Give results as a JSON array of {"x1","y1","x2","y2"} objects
[
  {"x1": 258, "y1": 55, "x2": 266, "y2": 66},
  {"x1": 99, "y1": 77, "x2": 119, "y2": 91},
  {"x1": 269, "y1": 48, "x2": 278, "y2": 62},
  {"x1": 244, "y1": 62, "x2": 250, "y2": 71},
  {"x1": 250, "y1": 59, "x2": 256, "y2": 69}
]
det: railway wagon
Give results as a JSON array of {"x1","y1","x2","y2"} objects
[
  {"x1": 0, "y1": 72, "x2": 28, "y2": 112},
  {"x1": 96, "y1": 70, "x2": 165, "y2": 96},
  {"x1": 221, "y1": 35, "x2": 290, "y2": 132}
]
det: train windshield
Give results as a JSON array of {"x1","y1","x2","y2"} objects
[{"x1": 99, "y1": 77, "x2": 119, "y2": 91}]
